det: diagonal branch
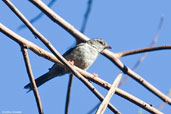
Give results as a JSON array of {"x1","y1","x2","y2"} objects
[
  {"x1": 103, "y1": 50, "x2": 171, "y2": 104},
  {"x1": 0, "y1": 23, "x2": 164, "y2": 114},
  {"x1": 18, "y1": 0, "x2": 57, "y2": 30},
  {"x1": 29, "y1": 0, "x2": 171, "y2": 104},
  {"x1": 29, "y1": 0, "x2": 89, "y2": 41},
  {"x1": 21, "y1": 47, "x2": 43, "y2": 114},
  {"x1": 156, "y1": 89, "x2": 171, "y2": 111},
  {"x1": 96, "y1": 73, "x2": 122, "y2": 114},
  {"x1": 76, "y1": 68, "x2": 164, "y2": 114}
]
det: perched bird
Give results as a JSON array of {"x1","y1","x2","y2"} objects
[{"x1": 24, "y1": 38, "x2": 111, "y2": 91}]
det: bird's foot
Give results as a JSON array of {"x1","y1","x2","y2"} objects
[
  {"x1": 92, "y1": 73, "x2": 98, "y2": 78},
  {"x1": 68, "y1": 60, "x2": 74, "y2": 66}
]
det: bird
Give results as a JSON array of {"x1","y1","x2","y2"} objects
[{"x1": 24, "y1": 38, "x2": 111, "y2": 91}]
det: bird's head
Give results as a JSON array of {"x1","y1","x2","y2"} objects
[{"x1": 87, "y1": 38, "x2": 111, "y2": 52}]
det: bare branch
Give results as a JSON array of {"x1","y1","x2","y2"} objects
[
  {"x1": 29, "y1": 0, "x2": 171, "y2": 104},
  {"x1": 65, "y1": 0, "x2": 93, "y2": 111},
  {"x1": 102, "y1": 49, "x2": 171, "y2": 104},
  {"x1": 156, "y1": 89, "x2": 171, "y2": 111},
  {"x1": 29, "y1": 0, "x2": 89, "y2": 41},
  {"x1": 96, "y1": 73, "x2": 122, "y2": 114},
  {"x1": 66, "y1": 0, "x2": 93, "y2": 112},
  {"x1": 3, "y1": 0, "x2": 54, "y2": 47},
  {"x1": 65, "y1": 74, "x2": 74, "y2": 114},
  {"x1": 77, "y1": 69, "x2": 164, "y2": 114},
  {"x1": 80, "y1": 0, "x2": 93, "y2": 33},
  {"x1": 150, "y1": 15, "x2": 164, "y2": 46},
  {"x1": 21, "y1": 47, "x2": 43, "y2": 114},
  {"x1": 18, "y1": 0, "x2": 57, "y2": 30},
  {"x1": 87, "y1": 103, "x2": 100, "y2": 114},
  {"x1": 117, "y1": 45, "x2": 171, "y2": 58},
  {"x1": 117, "y1": 15, "x2": 164, "y2": 58}
]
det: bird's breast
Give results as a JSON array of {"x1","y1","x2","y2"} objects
[{"x1": 64, "y1": 44, "x2": 99, "y2": 70}]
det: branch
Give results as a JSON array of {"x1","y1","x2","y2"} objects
[
  {"x1": 29, "y1": 0, "x2": 89, "y2": 41},
  {"x1": 103, "y1": 50, "x2": 171, "y2": 104},
  {"x1": 18, "y1": 0, "x2": 57, "y2": 30},
  {"x1": 65, "y1": 74, "x2": 73, "y2": 114},
  {"x1": 80, "y1": 0, "x2": 93, "y2": 33},
  {"x1": 3, "y1": 0, "x2": 54, "y2": 47},
  {"x1": 66, "y1": 0, "x2": 93, "y2": 112},
  {"x1": 96, "y1": 73, "x2": 122, "y2": 114},
  {"x1": 77, "y1": 68, "x2": 164, "y2": 114},
  {"x1": 156, "y1": 89, "x2": 171, "y2": 111},
  {"x1": 21, "y1": 47, "x2": 43, "y2": 114},
  {"x1": 29, "y1": 0, "x2": 171, "y2": 104},
  {"x1": 117, "y1": 45, "x2": 171, "y2": 58},
  {"x1": 87, "y1": 103, "x2": 100, "y2": 114},
  {"x1": 0, "y1": 23, "x2": 164, "y2": 114},
  {"x1": 118, "y1": 14, "x2": 164, "y2": 59}
]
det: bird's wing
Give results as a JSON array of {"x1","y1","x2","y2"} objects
[
  {"x1": 48, "y1": 44, "x2": 83, "y2": 71},
  {"x1": 62, "y1": 46, "x2": 75, "y2": 57},
  {"x1": 62, "y1": 43, "x2": 85, "y2": 57}
]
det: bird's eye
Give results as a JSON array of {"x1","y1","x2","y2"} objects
[{"x1": 99, "y1": 41, "x2": 104, "y2": 45}]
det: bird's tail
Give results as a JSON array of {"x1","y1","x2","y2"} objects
[{"x1": 24, "y1": 72, "x2": 55, "y2": 92}]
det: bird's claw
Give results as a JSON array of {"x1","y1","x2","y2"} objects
[
  {"x1": 68, "y1": 60, "x2": 74, "y2": 66},
  {"x1": 92, "y1": 73, "x2": 98, "y2": 78}
]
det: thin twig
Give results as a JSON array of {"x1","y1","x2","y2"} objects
[
  {"x1": 80, "y1": 0, "x2": 93, "y2": 33},
  {"x1": 21, "y1": 47, "x2": 43, "y2": 114},
  {"x1": 29, "y1": 0, "x2": 171, "y2": 104},
  {"x1": 65, "y1": 0, "x2": 93, "y2": 111},
  {"x1": 18, "y1": 0, "x2": 57, "y2": 30},
  {"x1": 118, "y1": 15, "x2": 164, "y2": 58},
  {"x1": 65, "y1": 0, "x2": 93, "y2": 112},
  {"x1": 96, "y1": 73, "x2": 122, "y2": 114},
  {"x1": 87, "y1": 103, "x2": 100, "y2": 114},
  {"x1": 156, "y1": 89, "x2": 171, "y2": 111},
  {"x1": 65, "y1": 74, "x2": 74, "y2": 114},
  {"x1": 116, "y1": 45, "x2": 171, "y2": 58},
  {"x1": 118, "y1": 16, "x2": 164, "y2": 87},
  {"x1": 0, "y1": 23, "x2": 164, "y2": 114},
  {"x1": 80, "y1": 1, "x2": 101, "y2": 113},
  {"x1": 3, "y1": 0, "x2": 54, "y2": 45},
  {"x1": 77, "y1": 0, "x2": 93, "y2": 44}
]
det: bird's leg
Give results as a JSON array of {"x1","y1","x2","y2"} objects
[{"x1": 68, "y1": 60, "x2": 74, "y2": 66}]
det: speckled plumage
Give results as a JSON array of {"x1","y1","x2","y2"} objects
[{"x1": 24, "y1": 38, "x2": 110, "y2": 91}]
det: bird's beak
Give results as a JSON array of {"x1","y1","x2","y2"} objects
[{"x1": 105, "y1": 46, "x2": 112, "y2": 49}]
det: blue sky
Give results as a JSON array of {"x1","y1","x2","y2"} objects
[{"x1": 0, "y1": 0, "x2": 171, "y2": 114}]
